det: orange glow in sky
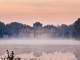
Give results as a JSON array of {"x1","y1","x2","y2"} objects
[{"x1": 0, "y1": 0, "x2": 80, "y2": 26}]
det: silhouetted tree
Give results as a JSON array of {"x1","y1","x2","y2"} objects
[
  {"x1": 0, "y1": 22, "x2": 7, "y2": 32},
  {"x1": 0, "y1": 30, "x2": 3, "y2": 38},
  {"x1": 6, "y1": 50, "x2": 18, "y2": 60},
  {"x1": 0, "y1": 21, "x2": 76, "y2": 38},
  {"x1": 74, "y1": 18, "x2": 80, "y2": 39},
  {"x1": 6, "y1": 22, "x2": 27, "y2": 37}
]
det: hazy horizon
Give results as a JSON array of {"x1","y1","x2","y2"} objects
[{"x1": 0, "y1": 19, "x2": 77, "y2": 26}]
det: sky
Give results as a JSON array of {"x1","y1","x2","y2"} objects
[{"x1": 0, "y1": 0, "x2": 80, "y2": 26}]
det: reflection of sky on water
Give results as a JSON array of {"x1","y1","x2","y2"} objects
[
  {"x1": 0, "y1": 39, "x2": 80, "y2": 60},
  {"x1": 0, "y1": 52, "x2": 77, "y2": 60}
]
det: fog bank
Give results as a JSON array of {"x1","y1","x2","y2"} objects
[{"x1": 0, "y1": 38, "x2": 80, "y2": 45}]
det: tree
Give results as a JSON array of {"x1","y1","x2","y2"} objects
[
  {"x1": 74, "y1": 18, "x2": 80, "y2": 39},
  {"x1": 1, "y1": 50, "x2": 21, "y2": 60},
  {"x1": 0, "y1": 30, "x2": 3, "y2": 38},
  {"x1": 0, "y1": 22, "x2": 7, "y2": 32},
  {"x1": 6, "y1": 22, "x2": 26, "y2": 37}
]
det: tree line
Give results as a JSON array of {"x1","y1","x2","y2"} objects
[{"x1": 0, "y1": 18, "x2": 80, "y2": 39}]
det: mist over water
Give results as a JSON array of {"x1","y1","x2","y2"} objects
[
  {"x1": 0, "y1": 38, "x2": 80, "y2": 60},
  {"x1": 0, "y1": 38, "x2": 80, "y2": 45},
  {"x1": 0, "y1": 39, "x2": 80, "y2": 60}
]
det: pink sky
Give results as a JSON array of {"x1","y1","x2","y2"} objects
[{"x1": 0, "y1": 0, "x2": 80, "y2": 26}]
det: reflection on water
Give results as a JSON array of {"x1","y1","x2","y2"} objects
[
  {"x1": 0, "y1": 40, "x2": 80, "y2": 60},
  {"x1": 0, "y1": 44, "x2": 80, "y2": 60},
  {"x1": 0, "y1": 50, "x2": 77, "y2": 60}
]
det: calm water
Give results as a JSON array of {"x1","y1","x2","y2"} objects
[
  {"x1": 0, "y1": 40, "x2": 80, "y2": 59},
  {"x1": 0, "y1": 44, "x2": 80, "y2": 58}
]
